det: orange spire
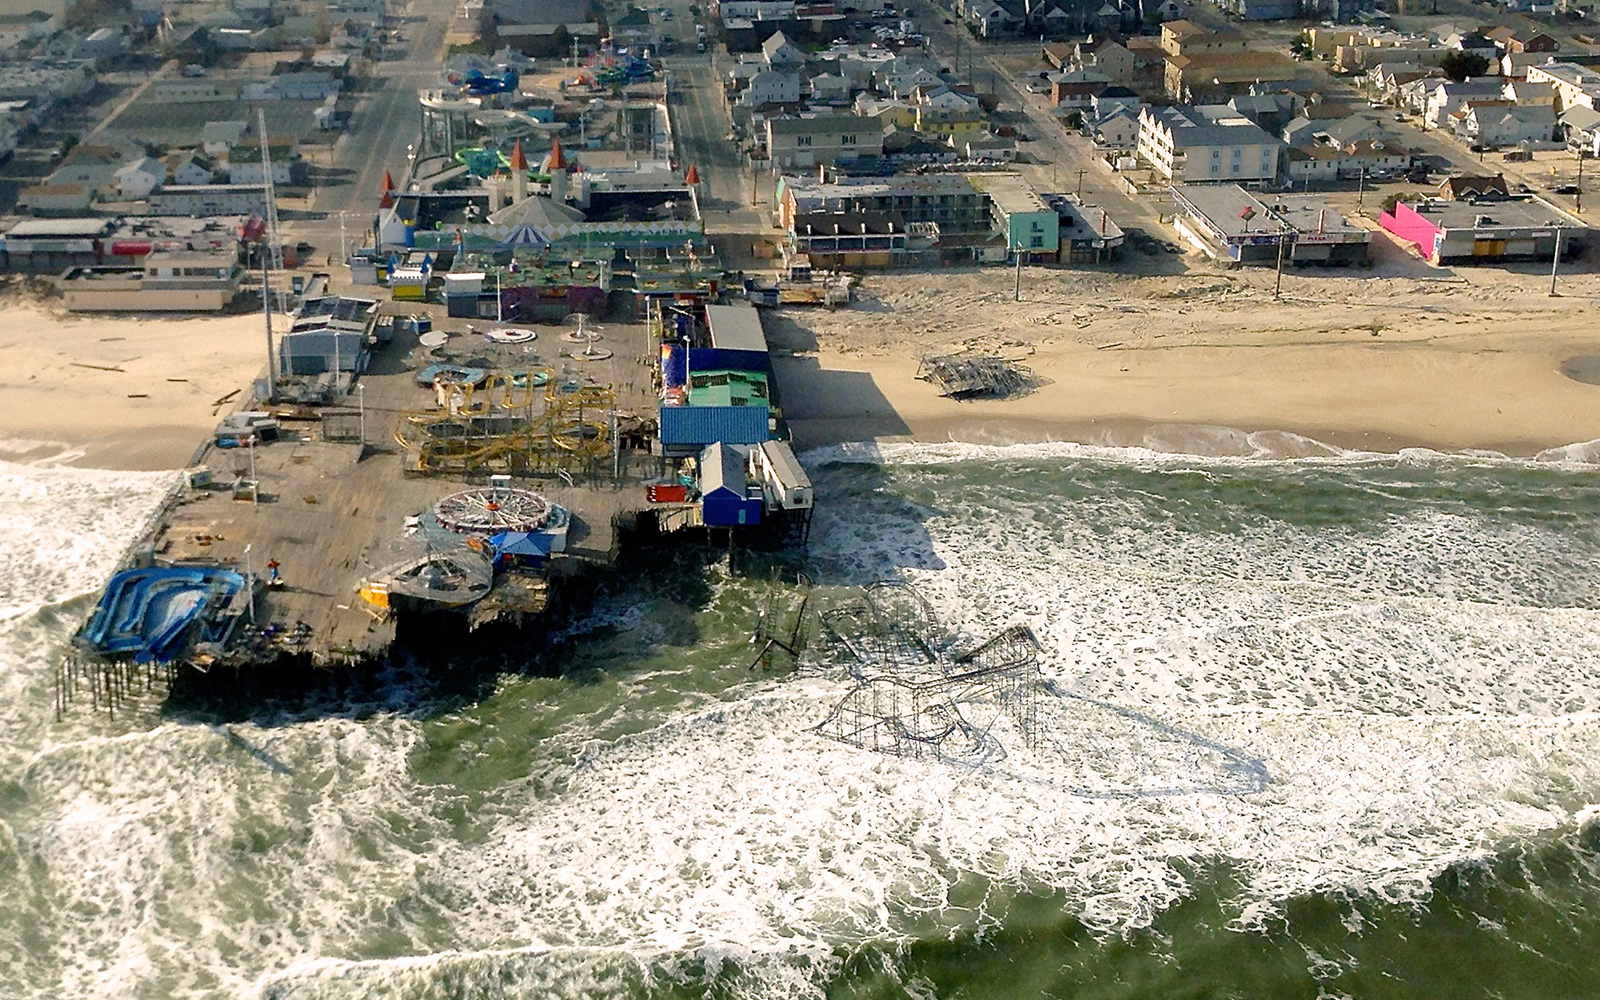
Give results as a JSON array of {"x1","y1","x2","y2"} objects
[
  {"x1": 381, "y1": 170, "x2": 394, "y2": 191},
  {"x1": 509, "y1": 140, "x2": 528, "y2": 172},
  {"x1": 547, "y1": 135, "x2": 566, "y2": 171},
  {"x1": 379, "y1": 189, "x2": 394, "y2": 209},
  {"x1": 684, "y1": 164, "x2": 699, "y2": 185}
]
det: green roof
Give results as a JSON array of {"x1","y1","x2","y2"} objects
[{"x1": 689, "y1": 369, "x2": 769, "y2": 407}]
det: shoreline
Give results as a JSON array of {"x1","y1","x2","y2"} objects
[{"x1": 8, "y1": 258, "x2": 1600, "y2": 474}]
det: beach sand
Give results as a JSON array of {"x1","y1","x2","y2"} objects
[
  {"x1": 7, "y1": 236, "x2": 1600, "y2": 473},
  {"x1": 0, "y1": 300, "x2": 271, "y2": 471},
  {"x1": 769, "y1": 250, "x2": 1600, "y2": 460}
]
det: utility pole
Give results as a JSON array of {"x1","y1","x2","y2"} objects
[
  {"x1": 260, "y1": 256, "x2": 276, "y2": 401},
  {"x1": 1013, "y1": 244, "x2": 1022, "y2": 300},
  {"x1": 1075, "y1": 168, "x2": 1085, "y2": 201},
  {"x1": 1273, "y1": 220, "x2": 1290, "y2": 299},
  {"x1": 1550, "y1": 225, "x2": 1563, "y2": 296},
  {"x1": 1356, "y1": 166, "x2": 1365, "y2": 215},
  {"x1": 1578, "y1": 152, "x2": 1585, "y2": 215}
]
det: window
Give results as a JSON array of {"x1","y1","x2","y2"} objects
[
  {"x1": 796, "y1": 135, "x2": 812, "y2": 147},
  {"x1": 841, "y1": 134, "x2": 856, "y2": 144},
  {"x1": 1211, "y1": 148, "x2": 1221, "y2": 159},
  {"x1": 1030, "y1": 235, "x2": 1044, "y2": 248}
]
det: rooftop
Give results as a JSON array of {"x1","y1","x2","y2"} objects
[
  {"x1": 967, "y1": 173, "x2": 1049, "y2": 215},
  {"x1": 1402, "y1": 197, "x2": 1585, "y2": 230}
]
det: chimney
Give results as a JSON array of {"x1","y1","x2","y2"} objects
[
  {"x1": 547, "y1": 136, "x2": 568, "y2": 205},
  {"x1": 509, "y1": 140, "x2": 528, "y2": 204}
]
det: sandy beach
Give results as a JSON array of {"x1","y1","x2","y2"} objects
[
  {"x1": 6, "y1": 233, "x2": 1600, "y2": 473},
  {"x1": 769, "y1": 243, "x2": 1600, "y2": 460},
  {"x1": 0, "y1": 298, "x2": 271, "y2": 471}
]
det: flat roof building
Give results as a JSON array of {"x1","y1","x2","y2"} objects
[
  {"x1": 1172, "y1": 184, "x2": 1371, "y2": 266},
  {"x1": 1380, "y1": 196, "x2": 1588, "y2": 264}
]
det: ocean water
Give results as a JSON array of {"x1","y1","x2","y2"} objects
[{"x1": 3, "y1": 437, "x2": 1600, "y2": 999}]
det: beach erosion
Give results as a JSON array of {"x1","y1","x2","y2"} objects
[
  {"x1": 0, "y1": 300, "x2": 271, "y2": 471},
  {"x1": 6, "y1": 258, "x2": 1600, "y2": 474}
]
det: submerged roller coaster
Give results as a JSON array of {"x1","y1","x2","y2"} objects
[{"x1": 812, "y1": 582, "x2": 1043, "y2": 762}]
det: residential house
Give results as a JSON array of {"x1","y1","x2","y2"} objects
[
  {"x1": 1365, "y1": 64, "x2": 1440, "y2": 105},
  {"x1": 854, "y1": 94, "x2": 918, "y2": 129},
  {"x1": 1224, "y1": 92, "x2": 1301, "y2": 133},
  {"x1": 166, "y1": 151, "x2": 215, "y2": 186},
  {"x1": 1438, "y1": 173, "x2": 1509, "y2": 199},
  {"x1": 1459, "y1": 103, "x2": 1558, "y2": 146},
  {"x1": 1073, "y1": 37, "x2": 1136, "y2": 85},
  {"x1": 1092, "y1": 86, "x2": 1142, "y2": 119},
  {"x1": 113, "y1": 156, "x2": 165, "y2": 199},
  {"x1": 1563, "y1": 104, "x2": 1600, "y2": 157},
  {"x1": 1164, "y1": 50, "x2": 1300, "y2": 104},
  {"x1": 47, "y1": 144, "x2": 128, "y2": 192},
  {"x1": 1504, "y1": 81, "x2": 1556, "y2": 107},
  {"x1": 1422, "y1": 78, "x2": 1504, "y2": 129},
  {"x1": 17, "y1": 183, "x2": 90, "y2": 215},
  {"x1": 77, "y1": 27, "x2": 126, "y2": 64},
  {"x1": 810, "y1": 73, "x2": 851, "y2": 103},
  {"x1": 0, "y1": 9, "x2": 58, "y2": 50},
  {"x1": 915, "y1": 103, "x2": 986, "y2": 139},
  {"x1": 1042, "y1": 40, "x2": 1074, "y2": 70},
  {"x1": 1498, "y1": 28, "x2": 1558, "y2": 54},
  {"x1": 201, "y1": 120, "x2": 250, "y2": 157},
  {"x1": 1092, "y1": 105, "x2": 1141, "y2": 146},
  {"x1": 1214, "y1": 0, "x2": 1297, "y2": 19},
  {"x1": 241, "y1": 71, "x2": 339, "y2": 101},
  {"x1": 1525, "y1": 63, "x2": 1600, "y2": 113},
  {"x1": 1050, "y1": 67, "x2": 1111, "y2": 109},
  {"x1": 960, "y1": 132, "x2": 1017, "y2": 160},
  {"x1": 1287, "y1": 136, "x2": 1410, "y2": 183},
  {"x1": 484, "y1": 0, "x2": 603, "y2": 58},
  {"x1": 765, "y1": 114, "x2": 882, "y2": 167},
  {"x1": 1501, "y1": 52, "x2": 1550, "y2": 81},
  {"x1": 227, "y1": 136, "x2": 299, "y2": 185},
  {"x1": 1159, "y1": 19, "x2": 1246, "y2": 58},
  {"x1": 1443, "y1": 30, "x2": 1499, "y2": 67},
  {"x1": 962, "y1": 0, "x2": 1021, "y2": 38},
  {"x1": 1137, "y1": 105, "x2": 1282, "y2": 183},
  {"x1": 739, "y1": 69, "x2": 800, "y2": 106},
  {"x1": 762, "y1": 30, "x2": 803, "y2": 69}
]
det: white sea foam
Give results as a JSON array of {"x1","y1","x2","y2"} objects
[
  {"x1": 798, "y1": 434, "x2": 1600, "y2": 472},
  {"x1": 4, "y1": 449, "x2": 1600, "y2": 999}
]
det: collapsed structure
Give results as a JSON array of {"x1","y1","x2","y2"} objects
[{"x1": 812, "y1": 582, "x2": 1043, "y2": 761}]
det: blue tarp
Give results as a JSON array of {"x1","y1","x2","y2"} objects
[{"x1": 488, "y1": 531, "x2": 554, "y2": 560}]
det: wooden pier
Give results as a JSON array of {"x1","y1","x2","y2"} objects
[{"x1": 76, "y1": 306, "x2": 662, "y2": 698}]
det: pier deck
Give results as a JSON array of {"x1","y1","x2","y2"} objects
[{"x1": 148, "y1": 309, "x2": 660, "y2": 667}]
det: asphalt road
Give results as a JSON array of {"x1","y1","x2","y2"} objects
[
  {"x1": 286, "y1": 0, "x2": 459, "y2": 256},
  {"x1": 903, "y1": 0, "x2": 1166, "y2": 233}
]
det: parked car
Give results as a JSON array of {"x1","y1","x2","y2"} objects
[{"x1": 1553, "y1": 183, "x2": 1581, "y2": 194}]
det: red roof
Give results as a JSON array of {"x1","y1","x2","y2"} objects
[
  {"x1": 547, "y1": 136, "x2": 566, "y2": 171},
  {"x1": 509, "y1": 140, "x2": 528, "y2": 171},
  {"x1": 684, "y1": 164, "x2": 699, "y2": 185}
]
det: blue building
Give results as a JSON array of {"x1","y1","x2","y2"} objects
[{"x1": 699, "y1": 442, "x2": 762, "y2": 527}]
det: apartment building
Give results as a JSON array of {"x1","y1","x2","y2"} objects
[{"x1": 1138, "y1": 105, "x2": 1282, "y2": 184}]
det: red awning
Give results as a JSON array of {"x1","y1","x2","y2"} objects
[{"x1": 108, "y1": 240, "x2": 153, "y2": 256}]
